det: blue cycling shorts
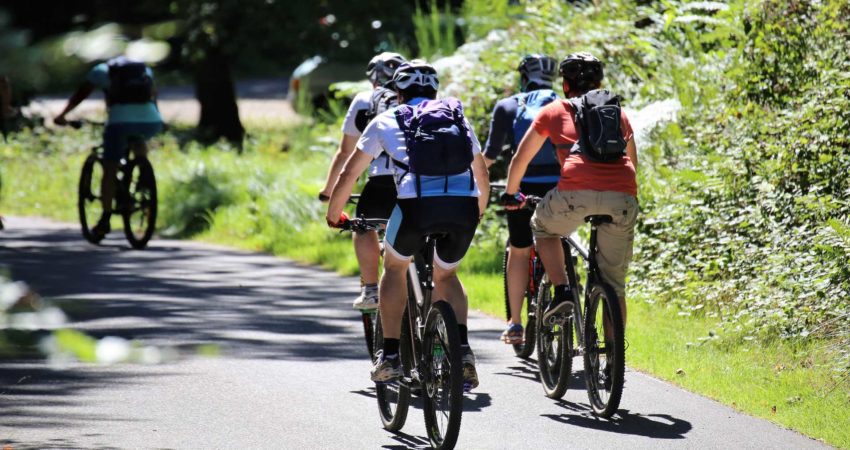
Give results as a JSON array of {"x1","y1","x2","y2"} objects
[{"x1": 103, "y1": 122, "x2": 163, "y2": 161}]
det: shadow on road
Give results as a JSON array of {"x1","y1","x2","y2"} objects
[
  {"x1": 543, "y1": 400, "x2": 693, "y2": 439},
  {"x1": 382, "y1": 430, "x2": 431, "y2": 450}
]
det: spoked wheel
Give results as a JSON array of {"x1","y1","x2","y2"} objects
[
  {"x1": 583, "y1": 283, "x2": 625, "y2": 418},
  {"x1": 78, "y1": 153, "x2": 106, "y2": 244},
  {"x1": 374, "y1": 310, "x2": 411, "y2": 431},
  {"x1": 502, "y1": 240, "x2": 538, "y2": 359},
  {"x1": 121, "y1": 157, "x2": 157, "y2": 249},
  {"x1": 361, "y1": 309, "x2": 378, "y2": 361},
  {"x1": 422, "y1": 301, "x2": 463, "y2": 450},
  {"x1": 535, "y1": 277, "x2": 574, "y2": 399}
]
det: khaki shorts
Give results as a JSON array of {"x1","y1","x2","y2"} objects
[{"x1": 531, "y1": 189, "x2": 638, "y2": 299}]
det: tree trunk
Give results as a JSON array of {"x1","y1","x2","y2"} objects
[{"x1": 194, "y1": 48, "x2": 244, "y2": 146}]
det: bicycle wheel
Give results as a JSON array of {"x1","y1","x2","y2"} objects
[
  {"x1": 583, "y1": 282, "x2": 625, "y2": 418},
  {"x1": 422, "y1": 301, "x2": 463, "y2": 450},
  {"x1": 374, "y1": 309, "x2": 411, "y2": 431},
  {"x1": 78, "y1": 154, "x2": 105, "y2": 244},
  {"x1": 121, "y1": 157, "x2": 157, "y2": 249},
  {"x1": 535, "y1": 277, "x2": 573, "y2": 399},
  {"x1": 502, "y1": 240, "x2": 537, "y2": 359},
  {"x1": 361, "y1": 310, "x2": 378, "y2": 361}
]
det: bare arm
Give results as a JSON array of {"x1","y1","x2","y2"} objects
[
  {"x1": 626, "y1": 138, "x2": 638, "y2": 170},
  {"x1": 54, "y1": 82, "x2": 95, "y2": 125},
  {"x1": 472, "y1": 153, "x2": 490, "y2": 216},
  {"x1": 326, "y1": 148, "x2": 373, "y2": 224},
  {"x1": 320, "y1": 133, "x2": 359, "y2": 200},
  {"x1": 506, "y1": 128, "x2": 547, "y2": 195},
  {"x1": 484, "y1": 156, "x2": 497, "y2": 168}
]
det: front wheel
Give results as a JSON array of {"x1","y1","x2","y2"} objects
[
  {"x1": 583, "y1": 283, "x2": 625, "y2": 418},
  {"x1": 121, "y1": 157, "x2": 157, "y2": 249},
  {"x1": 78, "y1": 153, "x2": 105, "y2": 244},
  {"x1": 535, "y1": 277, "x2": 573, "y2": 399},
  {"x1": 361, "y1": 310, "x2": 378, "y2": 361},
  {"x1": 422, "y1": 301, "x2": 464, "y2": 450},
  {"x1": 374, "y1": 310, "x2": 411, "y2": 431}
]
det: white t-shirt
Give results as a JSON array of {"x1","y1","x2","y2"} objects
[
  {"x1": 341, "y1": 90, "x2": 393, "y2": 177},
  {"x1": 356, "y1": 97, "x2": 482, "y2": 200}
]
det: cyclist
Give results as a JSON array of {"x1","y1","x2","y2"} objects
[
  {"x1": 319, "y1": 52, "x2": 406, "y2": 310},
  {"x1": 502, "y1": 52, "x2": 638, "y2": 328},
  {"x1": 54, "y1": 56, "x2": 163, "y2": 241},
  {"x1": 482, "y1": 54, "x2": 560, "y2": 345},
  {"x1": 326, "y1": 61, "x2": 489, "y2": 389}
]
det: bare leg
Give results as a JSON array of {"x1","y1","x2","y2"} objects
[
  {"x1": 506, "y1": 245, "x2": 532, "y2": 325},
  {"x1": 536, "y1": 236, "x2": 567, "y2": 286},
  {"x1": 100, "y1": 160, "x2": 119, "y2": 218},
  {"x1": 378, "y1": 251, "x2": 409, "y2": 339},
  {"x1": 353, "y1": 231, "x2": 381, "y2": 285},
  {"x1": 433, "y1": 264, "x2": 467, "y2": 324}
]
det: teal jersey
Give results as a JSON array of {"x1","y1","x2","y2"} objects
[{"x1": 87, "y1": 63, "x2": 162, "y2": 125}]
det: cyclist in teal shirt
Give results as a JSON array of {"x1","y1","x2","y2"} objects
[{"x1": 55, "y1": 56, "x2": 163, "y2": 241}]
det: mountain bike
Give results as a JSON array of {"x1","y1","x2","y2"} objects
[
  {"x1": 73, "y1": 121, "x2": 157, "y2": 249},
  {"x1": 490, "y1": 183, "x2": 540, "y2": 358},
  {"x1": 525, "y1": 196, "x2": 626, "y2": 418},
  {"x1": 338, "y1": 200, "x2": 386, "y2": 361},
  {"x1": 361, "y1": 221, "x2": 464, "y2": 450}
]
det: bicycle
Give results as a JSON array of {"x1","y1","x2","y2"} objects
[
  {"x1": 338, "y1": 199, "x2": 386, "y2": 361},
  {"x1": 490, "y1": 183, "x2": 540, "y2": 358},
  {"x1": 360, "y1": 222, "x2": 464, "y2": 450},
  {"x1": 72, "y1": 120, "x2": 157, "y2": 249},
  {"x1": 524, "y1": 195, "x2": 626, "y2": 418}
]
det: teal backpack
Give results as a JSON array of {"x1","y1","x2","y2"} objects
[{"x1": 512, "y1": 89, "x2": 560, "y2": 178}]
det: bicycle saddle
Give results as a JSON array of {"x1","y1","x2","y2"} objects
[{"x1": 584, "y1": 215, "x2": 613, "y2": 225}]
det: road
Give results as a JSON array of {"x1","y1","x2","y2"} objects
[{"x1": 0, "y1": 217, "x2": 830, "y2": 449}]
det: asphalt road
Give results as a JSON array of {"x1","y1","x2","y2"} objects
[{"x1": 0, "y1": 217, "x2": 831, "y2": 449}]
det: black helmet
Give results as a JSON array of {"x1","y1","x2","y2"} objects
[
  {"x1": 517, "y1": 54, "x2": 557, "y2": 91},
  {"x1": 366, "y1": 52, "x2": 406, "y2": 86},
  {"x1": 559, "y1": 52, "x2": 604, "y2": 89},
  {"x1": 390, "y1": 59, "x2": 439, "y2": 91}
]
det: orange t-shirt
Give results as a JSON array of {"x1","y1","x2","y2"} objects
[{"x1": 531, "y1": 100, "x2": 637, "y2": 196}]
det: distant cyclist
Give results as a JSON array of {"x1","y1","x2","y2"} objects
[
  {"x1": 55, "y1": 56, "x2": 163, "y2": 241},
  {"x1": 502, "y1": 52, "x2": 638, "y2": 328},
  {"x1": 319, "y1": 52, "x2": 406, "y2": 310},
  {"x1": 483, "y1": 54, "x2": 560, "y2": 345},
  {"x1": 326, "y1": 61, "x2": 490, "y2": 389}
]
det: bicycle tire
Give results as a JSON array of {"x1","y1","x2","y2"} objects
[
  {"x1": 77, "y1": 154, "x2": 104, "y2": 244},
  {"x1": 583, "y1": 282, "x2": 625, "y2": 418},
  {"x1": 535, "y1": 277, "x2": 573, "y2": 399},
  {"x1": 374, "y1": 309, "x2": 411, "y2": 431},
  {"x1": 121, "y1": 157, "x2": 157, "y2": 249},
  {"x1": 503, "y1": 239, "x2": 537, "y2": 359},
  {"x1": 362, "y1": 310, "x2": 378, "y2": 361},
  {"x1": 422, "y1": 301, "x2": 464, "y2": 450}
]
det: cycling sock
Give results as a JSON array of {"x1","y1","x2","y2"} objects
[
  {"x1": 458, "y1": 324, "x2": 469, "y2": 346},
  {"x1": 383, "y1": 338, "x2": 400, "y2": 358},
  {"x1": 554, "y1": 284, "x2": 572, "y2": 304}
]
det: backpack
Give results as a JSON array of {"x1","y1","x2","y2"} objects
[
  {"x1": 355, "y1": 87, "x2": 398, "y2": 132},
  {"x1": 106, "y1": 57, "x2": 153, "y2": 105},
  {"x1": 565, "y1": 89, "x2": 627, "y2": 162},
  {"x1": 512, "y1": 89, "x2": 561, "y2": 177},
  {"x1": 393, "y1": 97, "x2": 475, "y2": 196}
]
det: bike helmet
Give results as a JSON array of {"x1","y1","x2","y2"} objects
[
  {"x1": 366, "y1": 52, "x2": 406, "y2": 86},
  {"x1": 517, "y1": 54, "x2": 557, "y2": 91},
  {"x1": 558, "y1": 52, "x2": 604, "y2": 90},
  {"x1": 390, "y1": 60, "x2": 439, "y2": 91}
]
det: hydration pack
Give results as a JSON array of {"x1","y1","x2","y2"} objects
[
  {"x1": 512, "y1": 89, "x2": 561, "y2": 177},
  {"x1": 393, "y1": 98, "x2": 474, "y2": 196},
  {"x1": 565, "y1": 89, "x2": 627, "y2": 162},
  {"x1": 106, "y1": 57, "x2": 153, "y2": 105},
  {"x1": 355, "y1": 87, "x2": 398, "y2": 132}
]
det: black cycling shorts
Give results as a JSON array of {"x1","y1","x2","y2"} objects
[
  {"x1": 385, "y1": 197, "x2": 479, "y2": 267},
  {"x1": 355, "y1": 175, "x2": 396, "y2": 221},
  {"x1": 507, "y1": 182, "x2": 557, "y2": 248}
]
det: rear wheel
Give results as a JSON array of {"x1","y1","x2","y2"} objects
[
  {"x1": 583, "y1": 283, "x2": 625, "y2": 418},
  {"x1": 502, "y1": 240, "x2": 538, "y2": 359},
  {"x1": 121, "y1": 157, "x2": 157, "y2": 249},
  {"x1": 374, "y1": 310, "x2": 411, "y2": 431},
  {"x1": 78, "y1": 153, "x2": 105, "y2": 244},
  {"x1": 535, "y1": 277, "x2": 573, "y2": 399},
  {"x1": 422, "y1": 301, "x2": 463, "y2": 450}
]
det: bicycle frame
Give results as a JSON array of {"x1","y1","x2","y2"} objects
[
  {"x1": 562, "y1": 222, "x2": 605, "y2": 356},
  {"x1": 400, "y1": 237, "x2": 436, "y2": 388}
]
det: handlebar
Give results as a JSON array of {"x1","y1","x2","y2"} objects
[{"x1": 339, "y1": 217, "x2": 388, "y2": 233}]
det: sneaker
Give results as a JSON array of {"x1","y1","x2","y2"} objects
[
  {"x1": 352, "y1": 285, "x2": 379, "y2": 310},
  {"x1": 500, "y1": 323, "x2": 523, "y2": 345},
  {"x1": 542, "y1": 285, "x2": 575, "y2": 323},
  {"x1": 370, "y1": 351, "x2": 403, "y2": 383},
  {"x1": 461, "y1": 346, "x2": 479, "y2": 391},
  {"x1": 91, "y1": 214, "x2": 112, "y2": 241}
]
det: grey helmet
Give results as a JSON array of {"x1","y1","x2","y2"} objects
[
  {"x1": 518, "y1": 54, "x2": 558, "y2": 91},
  {"x1": 558, "y1": 52, "x2": 604, "y2": 89},
  {"x1": 366, "y1": 52, "x2": 406, "y2": 86}
]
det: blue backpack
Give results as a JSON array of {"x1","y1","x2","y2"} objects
[
  {"x1": 513, "y1": 89, "x2": 560, "y2": 178},
  {"x1": 393, "y1": 98, "x2": 475, "y2": 196}
]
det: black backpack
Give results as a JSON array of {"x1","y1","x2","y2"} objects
[
  {"x1": 565, "y1": 89, "x2": 627, "y2": 162},
  {"x1": 106, "y1": 58, "x2": 153, "y2": 105},
  {"x1": 354, "y1": 87, "x2": 398, "y2": 132}
]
